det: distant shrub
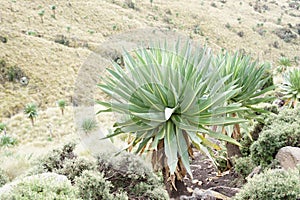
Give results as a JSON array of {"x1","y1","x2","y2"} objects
[
  {"x1": 0, "y1": 123, "x2": 6, "y2": 132},
  {"x1": 234, "y1": 156, "x2": 255, "y2": 178},
  {"x1": 75, "y1": 170, "x2": 117, "y2": 200},
  {"x1": 250, "y1": 109, "x2": 300, "y2": 166},
  {"x1": 81, "y1": 118, "x2": 98, "y2": 134},
  {"x1": 0, "y1": 134, "x2": 18, "y2": 147},
  {"x1": 234, "y1": 169, "x2": 300, "y2": 200},
  {"x1": 0, "y1": 168, "x2": 9, "y2": 187},
  {"x1": 0, "y1": 174, "x2": 79, "y2": 200}
]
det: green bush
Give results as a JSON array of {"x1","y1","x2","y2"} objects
[
  {"x1": 250, "y1": 109, "x2": 300, "y2": 166},
  {"x1": 0, "y1": 174, "x2": 79, "y2": 200},
  {"x1": 0, "y1": 168, "x2": 9, "y2": 187},
  {"x1": 57, "y1": 157, "x2": 95, "y2": 183},
  {"x1": 97, "y1": 152, "x2": 168, "y2": 199},
  {"x1": 75, "y1": 170, "x2": 123, "y2": 200},
  {"x1": 35, "y1": 142, "x2": 76, "y2": 173},
  {"x1": 234, "y1": 169, "x2": 300, "y2": 200},
  {"x1": 31, "y1": 142, "x2": 95, "y2": 184},
  {"x1": 0, "y1": 134, "x2": 18, "y2": 147},
  {"x1": 234, "y1": 156, "x2": 255, "y2": 178}
]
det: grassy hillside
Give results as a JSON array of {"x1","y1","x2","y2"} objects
[{"x1": 0, "y1": 0, "x2": 299, "y2": 161}]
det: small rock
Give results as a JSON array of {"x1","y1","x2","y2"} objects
[
  {"x1": 192, "y1": 179, "x2": 199, "y2": 184},
  {"x1": 20, "y1": 76, "x2": 28, "y2": 86},
  {"x1": 246, "y1": 166, "x2": 262, "y2": 179},
  {"x1": 192, "y1": 188, "x2": 230, "y2": 200},
  {"x1": 187, "y1": 187, "x2": 194, "y2": 193},
  {"x1": 0, "y1": 36, "x2": 7, "y2": 43},
  {"x1": 275, "y1": 146, "x2": 300, "y2": 170}
]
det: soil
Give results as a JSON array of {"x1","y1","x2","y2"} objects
[{"x1": 180, "y1": 150, "x2": 243, "y2": 199}]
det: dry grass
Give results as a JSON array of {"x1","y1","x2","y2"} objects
[{"x1": 0, "y1": 0, "x2": 299, "y2": 180}]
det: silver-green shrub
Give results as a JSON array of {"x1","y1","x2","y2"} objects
[
  {"x1": 234, "y1": 169, "x2": 300, "y2": 200},
  {"x1": 250, "y1": 109, "x2": 300, "y2": 166},
  {"x1": 234, "y1": 156, "x2": 256, "y2": 178},
  {"x1": 0, "y1": 174, "x2": 79, "y2": 200},
  {"x1": 75, "y1": 170, "x2": 124, "y2": 200}
]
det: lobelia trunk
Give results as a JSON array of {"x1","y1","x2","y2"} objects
[{"x1": 153, "y1": 140, "x2": 188, "y2": 199}]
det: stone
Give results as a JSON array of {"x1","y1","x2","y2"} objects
[
  {"x1": 192, "y1": 188, "x2": 230, "y2": 200},
  {"x1": 275, "y1": 146, "x2": 300, "y2": 170},
  {"x1": 246, "y1": 166, "x2": 262, "y2": 179}
]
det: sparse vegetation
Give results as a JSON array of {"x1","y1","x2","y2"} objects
[
  {"x1": 38, "y1": 10, "x2": 45, "y2": 23},
  {"x1": 24, "y1": 103, "x2": 38, "y2": 126},
  {"x1": 0, "y1": 134, "x2": 18, "y2": 147},
  {"x1": 57, "y1": 99, "x2": 66, "y2": 115},
  {"x1": 50, "y1": 5, "x2": 56, "y2": 19},
  {"x1": 81, "y1": 118, "x2": 98, "y2": 134}
]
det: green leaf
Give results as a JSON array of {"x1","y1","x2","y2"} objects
[
  {"x1": 164, "y1": 121, "x2": 178, "y2": 175},
  {"x1": 176, "y1": 128, "x2": 192, "y2": 177}
]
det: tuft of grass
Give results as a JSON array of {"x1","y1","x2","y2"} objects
[{"x1": 81, "y1": 118, "x2": 98, "y2": 134}]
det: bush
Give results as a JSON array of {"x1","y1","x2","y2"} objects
[
  {"x1": 97, "y1": 152, "x2": 168, "y2": 199},
  {"x1": 31, "y1": 142, "x2": 96, "y2": 184},
  {"x1": 234, "y1": 156, "x2": 255, "y2": 178},
  {"x1": 250, "y1": 109, "x2": 300, "y2": 166},
  {"x1": 234, "y1": 169, "x2": 300, "y2": 200},
  {"x1": 0, "y1": 168, "x2": 9, "y2": 187},
  {"x1": 75, "y1": 170, "x2": 124, "y2": 200},
  {"x1": 57, "y1": 157, "x2": 95, "y2": 183},
  {"x1": 0, "y1": 134, "x2": 18, "y2": 147},
  {"x1": 0, "y1": 174, "x2": 79, "y2": 200}
]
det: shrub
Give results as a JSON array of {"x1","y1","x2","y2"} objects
[
  {"x1": 0, "y1": 168, "x2": 9, "y2": 187},
  {"x1": 234, "y1": 169, "x2": 300, "y2": 200},
  {"x1": 234, "y1": 156, "x2": 255, "y2": 178},
  {"x1": 81, "y1": 118, "x2": 98, "y2": 134},
  {"x1": 250, "y1": 109, "x2": 300, "y2": 166},
  {"x1": 75, "y1": 170, "x2": 117, "y2": 200},
  {"x1": 0, "y1": 123, "x2": 6, "y2": 132},
  {"x1": 57, "y1": 99, "x2": 66, "y2": 115},
  {"x1": 31, "y1": 142, "x2": 76, "y2": 174},
  {"x1": 0, "y1": 174, "x2": 79, "y2": 200},
  {"x1": 24, "y1": 103, "x2": 38, "y2": 126},
  {"x1": 97, "y1": 152, "x2": 168, "y2": 199},
  {"x1": 0, "y1": 134, "x2": 18, "y2": 147},
  {"x1": 57, "y1": 157, "x2": 95, "y2": 183}
]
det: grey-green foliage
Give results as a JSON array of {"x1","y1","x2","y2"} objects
[
  {"x1": 57, "y1": 157, "x2": 95, "y2": 183},
  {"x1": 31, "y1": 142, "x2": 95, "y2": 183},
  {"x1": 1, "y1": 175, "x2": 79, "y2": 200},
  {"x1": 250, "y1": 108, "x2": 300, "y2": 166},
  {"x1": 234, "y1": 156, "x2": 255, "y2": 178},
  {"x1": 0, "y1": 168, "x2": 9, "y2": 187},
  {"x1": 97, "y1": 152, "x2": 168, "y2": 199},
  {"x1": 81, "y1": 118, "x2": 98, "y2": 134},
  {"x1": 0, "y1": 134, "x2": 18, "y2": 147},
  {"x1": 0, "y1": 123, "x2": 6, "y2": 132},
  {"x1": 234, "y1": 169, "x2": 300, "y2": 200},
  {"x1": 75, "y1": 170, "x2": 127, "y2": 200}
]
